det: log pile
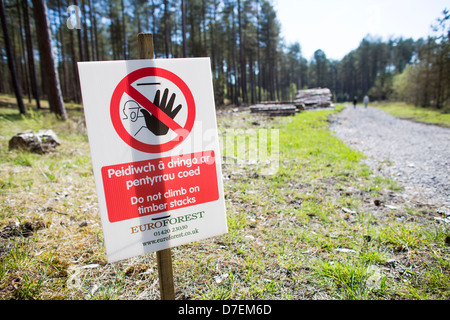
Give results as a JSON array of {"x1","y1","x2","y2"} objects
[
  {"x1": 249, "y1": 88, "x2": 333, "y2": 116},
  {"x1": 250, "y1": 104, "x2": 297, "y2": 116},
  {"x1": 295, "y1": 88, "x2": 333, "y2": 109}
]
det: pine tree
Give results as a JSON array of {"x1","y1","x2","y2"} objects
[
  {"x1": 32, "y1": 0, "x2": 67, "y2": 119},
  {"x1": 0, "y1": 0, "x2": 26, "y2": 114}
]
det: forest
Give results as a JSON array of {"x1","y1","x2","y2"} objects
[{"x1": 1, "y1": 0, "x2": 449, "y2": 119}]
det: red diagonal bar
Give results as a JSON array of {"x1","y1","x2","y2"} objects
[{"x1": 125, "y1": 84, "x2": 183, "y2": 133}]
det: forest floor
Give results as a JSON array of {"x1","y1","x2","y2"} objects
[{"x1": 0, "y1": 96, "x2": 449, "y2": 300}]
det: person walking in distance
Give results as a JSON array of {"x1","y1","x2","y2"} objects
[
  {"x1": 363, "y1": 95, "x2": 369, "y2": 108},
  {"x1": 353, "y1": 96, "x2": 357, "y2": 109}
]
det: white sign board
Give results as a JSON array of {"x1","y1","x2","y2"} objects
[{"x1": 78, "y1": 58, "x2": 227, "y2": 263}]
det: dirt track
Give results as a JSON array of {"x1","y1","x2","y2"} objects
[{"x1": 330, "y1": 105, "x2": 450, "y2": 209}]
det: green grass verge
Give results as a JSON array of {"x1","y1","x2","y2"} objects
[{"x1": 373, "y1": 102, "x2": 450, "y2": 128}]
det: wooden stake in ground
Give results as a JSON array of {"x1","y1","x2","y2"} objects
[{"x1": 137, "y1": 33, "x2": 175, "y2": 300}]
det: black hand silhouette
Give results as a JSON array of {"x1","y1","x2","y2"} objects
[{"x1": 140, "y1": 89, "x2": 182, "y2": 136}]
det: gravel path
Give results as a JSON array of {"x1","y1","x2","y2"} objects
[{"x1": 330, "y1": 105, "x2": 450, "y2": 208}]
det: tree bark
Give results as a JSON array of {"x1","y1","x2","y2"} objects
[
  {"x1": 120, "y1": 0, "x2": 127, "y2": 59},
  {"x1": 69, "y1": 30, "x2": 81, "y2": 103},
  {"x1": 163, "y1": 0, "x2": 170, "y2": 58},
  {"x1": 181, "y1": 0, "x2": 187, "y2": 57},
  {"x1": 23, "y1": 0, "x2": 41, "y2": 109},
  {"x1": 32, "y1": 0, "x2": 67, "y2": 119},
  {"x1": 16, "y1": 0, "x2": 31, "y2": 103},
  {"x1": 88, "y1": 0, "x2": 97, "y2": 61},
  {"x1": 81, "y1": 0, "x2": 91, "y2": 61},
  {"x1": 237, "y1": 0, "x2": 247, "y2": 104},
  {"x1": 74, "y1": 0, "x2": 85, "y2": 61},
  {"x1": 56, "y1": 0, "x2": 68, "y2": 100},
  {"x1": 0, "y1": 0, "x2": 26, "y2": 114}
]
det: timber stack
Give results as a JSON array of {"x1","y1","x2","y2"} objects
[
  {"x1": 250, "y1": 103, "x2": 297, "y2": 116},
  {"x1": 249, "y1": 88, "x2": 333, "y2": 116},
  {"x1": 295, "y1": 88, "x2": 333, "y2": 109}
]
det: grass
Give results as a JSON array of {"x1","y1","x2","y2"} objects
[
  {"x1": 373, "y1": 102, "x2": 450, "y2": 128},
  {"x1": 0, "y1": 95, "x2": 449, "y2": 300}
]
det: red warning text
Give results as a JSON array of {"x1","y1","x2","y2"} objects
[{"x1": 101, "y1": 151, "x2": 219, "y2": 222}]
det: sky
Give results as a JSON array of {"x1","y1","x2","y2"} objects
[{"x1": 274, "y1": 0, "x2": 449, "y2": 60}]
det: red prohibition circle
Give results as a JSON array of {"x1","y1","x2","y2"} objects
[{"x1": 110, "y1": 67, "x2": 196, "y2": 153}]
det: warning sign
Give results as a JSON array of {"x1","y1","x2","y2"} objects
[
  {"x1": 110, "y1": 67, "x2": 196, "y2": 153},
  {"x1": 77, "y1": 58, "x2": 227, "y2": 263}
]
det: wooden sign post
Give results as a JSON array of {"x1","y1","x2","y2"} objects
[{"x1": 137, "y1": 33, "x2": 175, "y2": 301}]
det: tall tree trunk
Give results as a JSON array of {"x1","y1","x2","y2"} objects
[
  {"x1": 151, "y1": 0, "x2": 156, "y2": 39},
  {"x1": 256, "y1": 0, "x2": 262, "y2": 102},
  {"x1": 32, "y1": 0, "x2": 67, "y2": 119},
  {"x1": 69, "y1": 30, "x2": 81, "y2": 103},
  {"x1": 120, "y1": 0, "x2": 127, "y2": 59},
  {"x1": 16, "y1": 0, "x2": 32, "y2": 103},
  {"x1": 57, "y1": 0, "x2": 68, "y2": 99},
  {"x1": 435, "y1": 49, "x2": 444, "y2": 109},
  {"x1": 230, "y1": 4, "x2": 238, "y2": 105},
  {"x1": 237, "y1": 0, "x2": 247, "y2": 104},
  {"x1": 267, "y1": 39, "x2": 274, "y2": 101},
  {"x1": 88, "y1": 0, "x2": 96, "y2": 60},
  {"x1": 91, "y1": 0, "x2": 100, "y2": 60},
  {"x1": 163, "y1": 0, "x2": 170, "y2": 58},
  {"x1": 34, "y1": 5, "x2": 48, "y2": 103},
  {"x1": 74, "y1": 0, "x2": 85, "y2": 61},
  {"x1": 0, "y1": 0, "x2": 26, "y2": 114},
  {"x1": 108, "y1": 1, "x2": 117, "y2": 60},
  {"x1": 249, "y1": 51, "x2": 255, "y2": 104},
  {"x1": 23, "y1": 0, "x2": 41, "y2": 109},
  {"x1": 81, "y1": 0, "x2": 90, "y2": 61},
  {"x1": 201, "y1": 0, "x2": 207, "y2": 56},
  {"x1": 181, "y1": 0, "x2": 187, "y2": 57}
]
